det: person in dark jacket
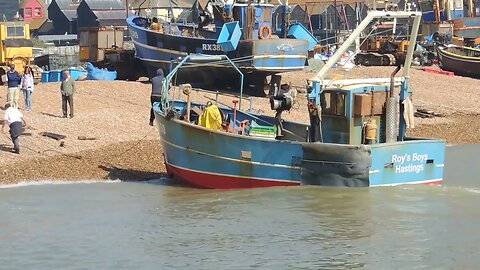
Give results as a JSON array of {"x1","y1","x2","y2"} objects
[
  {"x1": 149, "y1": 69, "x2": 164, "y2": 126},
  {"x1": 2, "y1": 103, "x2": 26, "y2": 154},
  {"x1": 6, "y1": 64, "x2": 22, "y2": 108}
]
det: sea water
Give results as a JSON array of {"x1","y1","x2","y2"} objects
[{"x1": 0, "y1": 145, "x2": 479, "y2": 269}]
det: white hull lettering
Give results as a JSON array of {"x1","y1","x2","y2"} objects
[
  {"x1": 391, "y1": 153, "x2": 430, "y2": 174},
  {"x1": 202, "y1": 44, "x2": 222, "y2": 51}
]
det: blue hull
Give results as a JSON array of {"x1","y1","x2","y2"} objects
[
  {"x1": 154, "y1": 102, "x2": 445, "y2": 188},
  {"x1": 127, "y1": 16, "x2": 308, "y2": 88}
]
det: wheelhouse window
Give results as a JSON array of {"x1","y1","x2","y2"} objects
[
  {"x1": 34, "y1": 8, "x2": 41, "y2": 17},
  {"x1": 25, "y1": 8, "x2": 32, "y2": 17},
  {"x1": 321, "y1": 91, "x2": 346, "y2": 116},
  {"x1": 6, "y1": 26, "x2": 25, "y2": 38}
]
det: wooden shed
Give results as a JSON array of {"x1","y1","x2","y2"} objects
[
  {"x1": 79, "y1": 27, "x2": 125, "y2": 62},
  {"x1": 77, "y1": 0, "x2": 127, "y2": 28},
  {"x1": 273, "y1": 5, "x2": 309, "y2": 34},
  {"x1": 78, "y1": 0, "x2": 128, "y2": 62},
  {"x1": 48, "y1": 0, "x2": 80, "y2": 34}
]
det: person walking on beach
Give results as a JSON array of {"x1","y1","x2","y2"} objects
[
  {"x1": 5, "y1": 64, "x2": 22, "y2": 108},
  {"x1": 60, "y1": 70, "x2": 75, "y2": 118},
  {"x1": 20, "y1": 66, "x2": 34, "y2": 112},
  {"x1": 149, "y1": 68, "x2": 164, "y2": 126},
  {"x1": 2, "y1": 103, "x2": 26, "y2": 154}
]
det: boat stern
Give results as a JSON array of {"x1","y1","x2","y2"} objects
[{"x1": 369, "y1": 139, "x2": 445, "y2": 186}]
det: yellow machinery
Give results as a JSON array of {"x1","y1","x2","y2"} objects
[
  {"x1": 360, "y1": 35, "x2": 409, "y2": 53},
  {"x1": 355, "y1": 35, "x2": 410, "y2": 66},
  {"x1": 0, "y1": 21, "x2": 41, "y2": 84}
]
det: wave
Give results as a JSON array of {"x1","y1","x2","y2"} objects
[
  {"x1": 0, "y1": 179, "x2": 121, "y2": 189},
  {"x1": 464, "y1": 188, "x2": 480, "y2": 194},
  {"x1": 439, "y1": 185, "x2": 480, "y2": 195}
]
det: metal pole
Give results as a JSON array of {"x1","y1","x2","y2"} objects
[
  {"x1": 333, "y1": 0, "x2": 337, "y2": 44},
  {"x1": 224, "y1": 55, "x2": 244, "y2": 110},
  {"x1": 313, "y1": 11, "x2": 375, "y2": 81},
  {"x1": 401, "y1": 14, "x2": 421, "y2": 78},
  {"x1": 113, "y1": 22, "x2": 117, "y2": 49}
]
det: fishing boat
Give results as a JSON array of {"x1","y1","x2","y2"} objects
[
  {"x1": 153, "y1": 10, "x2": 445, "y2": 189},
  {"x1": 127, "y1": 1, "x2": 316, "y2": 93},
  {"x1": 437, "y1": 44, "x2": 480, "y2": 78}
]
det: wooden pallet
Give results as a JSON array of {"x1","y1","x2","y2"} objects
[{"x1": 422, "y1": 67, "x2": 455, "y2": 76}]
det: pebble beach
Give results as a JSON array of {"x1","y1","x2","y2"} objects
[{"x1": 1, "y1": 66, "x2": 479, "y2": 184}]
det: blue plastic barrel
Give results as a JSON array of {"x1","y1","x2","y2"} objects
[
  {"x1": 41, "y1": 71, "x2": 50, "y2": 83},
  {"x1": 49, "y1": 70, "x2": 62, "y2": 82}
]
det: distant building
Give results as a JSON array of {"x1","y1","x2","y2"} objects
[
  {"x1": 28, "y1": 18, "x2": 49, "y2": 36},
  {"x1": 273, "y1": 5, "x2": 309, "y2": 35},
  {"x1": 77, "y1": 0, "x2": 127, "y2": 28},
  {"x1": 48, "y1": 0, "x2": 80, "y2": 34},
  {"x1": 0, "y1": 1, "x2": 20, "y2": 21},
  {"x1": 20, "y1": 0, "x2": 45, "y2": 21},
  {"x1": 77, "y1": 0, "x2": 129, "y2": 63},
  {"x1": 128, "y1": 0, "x2": 196, "y2": 20}
]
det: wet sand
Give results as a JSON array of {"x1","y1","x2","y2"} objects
[{"x1": 1, "y1": 67, "x2": 479, "y2": 184}]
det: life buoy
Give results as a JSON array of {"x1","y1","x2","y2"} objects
[{"x1": 258, "y1": 25, "x2": 272, "y2": 39}]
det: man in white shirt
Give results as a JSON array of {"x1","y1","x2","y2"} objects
[{"x1": 2, "y1": 103, "x2": 26, "y2": 154}]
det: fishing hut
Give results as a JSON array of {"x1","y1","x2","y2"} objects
[
  {"x1": 77, "y1": 0, "x2": 146, "y2": 80},
  {"x1": 47, "y1": 0, "x2": 79, "y2": 35}
]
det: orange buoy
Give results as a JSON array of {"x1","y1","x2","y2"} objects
[{"x1": 258, "y1": 25, "x2": 272, "y2": 39}]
